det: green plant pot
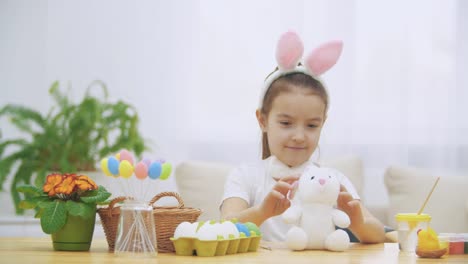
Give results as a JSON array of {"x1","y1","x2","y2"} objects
[{"x1": 51, "y1": 211, "x2": 96, "y2": 251}]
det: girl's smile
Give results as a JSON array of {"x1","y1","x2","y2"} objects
[{"x1": 285, "y1": 146, "x2": 307, "y2": 150}]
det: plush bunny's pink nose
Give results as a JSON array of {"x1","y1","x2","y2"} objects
[{"x1": 319, "y1": 179, "x2": 326, "y2": 185}]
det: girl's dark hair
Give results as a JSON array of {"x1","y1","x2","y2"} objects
[{"x1": 259, "y1": 72, "x2": 329, "y2": 159}]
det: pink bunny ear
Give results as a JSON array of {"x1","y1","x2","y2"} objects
[
  {"x1": 305, "y1": 40, "x2": 343, "y2": 76},
  {"x1": 276, "y1": 31, "x2": 304, "y2": 71}
]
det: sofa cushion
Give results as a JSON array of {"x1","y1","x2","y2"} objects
[
  {"x1": 175, "y1": 156, "x2": 364, "y2": 221},
  {"x1": 174, "y1": 160, "x2": 234, "y2": 221},
  {"x1": 384, "y1": 166, "x2": 468, "y2": 233}
]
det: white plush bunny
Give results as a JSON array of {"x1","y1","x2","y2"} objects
[{"x1": 282, "y1": 165, "x2": 350, "y2": 251}]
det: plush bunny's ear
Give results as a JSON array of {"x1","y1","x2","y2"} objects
[
  {"x1": 276, "y1": 31, "x2": 304, "y2": 71},
  {"x1": 305, "y1": 40, "x2": 343, "y2": 76}
]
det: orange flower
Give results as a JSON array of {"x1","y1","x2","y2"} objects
[
  {"x1": 43, "y1": 174, "x2": 63, "y2": 196},
  {"x1": 75, "y1": 175, "x2": 98, "y2": 191},
  {"x1": 54, "y1": 175, "x2": 76, "y2": 195}
]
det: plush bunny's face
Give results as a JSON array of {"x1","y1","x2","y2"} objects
[{"x1": 297, "y1": 166, "x2": 340, "y2": 206}]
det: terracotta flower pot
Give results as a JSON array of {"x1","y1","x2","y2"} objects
[{"x1": 51, "y1": 209, "x2": 97, "y2": 251}]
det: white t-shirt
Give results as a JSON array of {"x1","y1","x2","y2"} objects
[{"x1": 221, "y1": 156, "x2": 360, "y2": 242}]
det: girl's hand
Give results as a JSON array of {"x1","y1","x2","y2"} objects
[
  {"x1": 337, "y1": 185, "x2": 386, "y2": 243},
  {"x1": 337, "y1": 185, "x2": 364, "y2": 228},
  {"x1": 258, "y1": 174, "x2": 299, "y2": 219}
]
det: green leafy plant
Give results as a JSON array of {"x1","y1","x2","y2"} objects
[
  {"x1": 0, "y1": 80, "x2": 147, "y2": 214},
  {"x1": 17, "y1": 173, "x2": 111, "y2": 234}
]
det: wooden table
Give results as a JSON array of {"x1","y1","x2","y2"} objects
[{"x1": 0, "y1": 237, "x2": 466, "y2": 263}]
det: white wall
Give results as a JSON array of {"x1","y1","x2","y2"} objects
[{"x1": 1, "y1": 0, "x2": 467, "y2": 235}]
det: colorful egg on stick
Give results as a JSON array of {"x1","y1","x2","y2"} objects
[
  {"x1": 134, "y1": 162, "x2": 148, "y2": 180},
  {"x1": 148, "y1": 162, "x2": 162, "y2": 180},
  {"x1": 142, "y1": 158, "x2": 152, "y2": 167},
  {"x1": 160, "y1": 163, "x2": 172, "y2": 180},
  {"x1": 119, "y1": 149, "x2": 134, "y2": 164},
  {"x1": 107, "y1": 156, "x2": 120, "y2": 176},
  {"x1": 100, "y1": 158, "x2": 112, "y2": 176},
  {"x1": 119, "y1": 160, "x2": 134, "y2": 179}
]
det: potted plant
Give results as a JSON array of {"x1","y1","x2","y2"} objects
[
  {"x1": 17, "y1": 172, "x2": 111, "y2": 250},
  {"x1": 0, "y1": 80, "x2": 147, "y2": 214}
]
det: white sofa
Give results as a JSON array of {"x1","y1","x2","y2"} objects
[{"x1": 174, "y1": 157, "x2": 468, "y2": 233}]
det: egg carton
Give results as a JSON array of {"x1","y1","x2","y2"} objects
[{"x1": 171, "y1": 233, "x2": 262, "y2": 257}]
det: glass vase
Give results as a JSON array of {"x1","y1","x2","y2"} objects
[{"x1": 114, "y1": 200, "x2": 157, "y2": 257}]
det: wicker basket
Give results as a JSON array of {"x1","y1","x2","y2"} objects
[
  {"x1": 97, "y1": 192, "x2": 202, "y2": 253},
  {"x1": 97, "y1": 196, "x2": 133, "y2": 252},
  {"x1": 150, "y1": 192, "x2": 202, "y2": 252}
]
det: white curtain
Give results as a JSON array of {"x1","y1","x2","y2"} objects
[{"x1": 1, "y1": 0, "x2": 466, "y2": 207}]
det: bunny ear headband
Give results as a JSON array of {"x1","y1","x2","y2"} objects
[{"x1": 260, "y1": 31, "x2": 344, "y2": 106}]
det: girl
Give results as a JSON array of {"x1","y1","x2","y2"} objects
[{"x1": 220, "y1": 31, "x2": 385, "y2": 243}]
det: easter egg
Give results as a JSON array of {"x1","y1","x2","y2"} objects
[
  {"x1": 134, "y1": 162, "x2": 148, "y2": 180},
  {"x1": 107, "y1": 156, "x2": 120, "y2": 176},
  {"x1": 115, "y1": 153, "x2": 120, "y2": 160},
  {"x1": 173, "y1": 222, "x2": 198, "y2": 239},
  {"x1": 119, "y1": 160, "x2": 134, "y2": 179},
  {"x1": 100, "y1": 158, "x2": 112, "y2": 176},
  {"x1": 119, "y1": 149, "x2": 134, "y2": 164},
  {"x1": 235, "y1": 222, "x2": 250, "y2": 237},
  {"x1": 220, "y1": 220, "x2": 239, "y2": 239},
  {"x1": 142, "y1": 158, "x2": 152, "y2": 167},
  {"x1": 244, "y1": 222, "x2": 261, "y2": 236},
  {"x1": 148, "y1": 162, "x2": 162, "y2": 179},
  {"x1": 160, "y1": 163, "x2": 172, "y2": 180},
  {"x1": 196, "y1": 221, "x2": 218, "y2": 241}
]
